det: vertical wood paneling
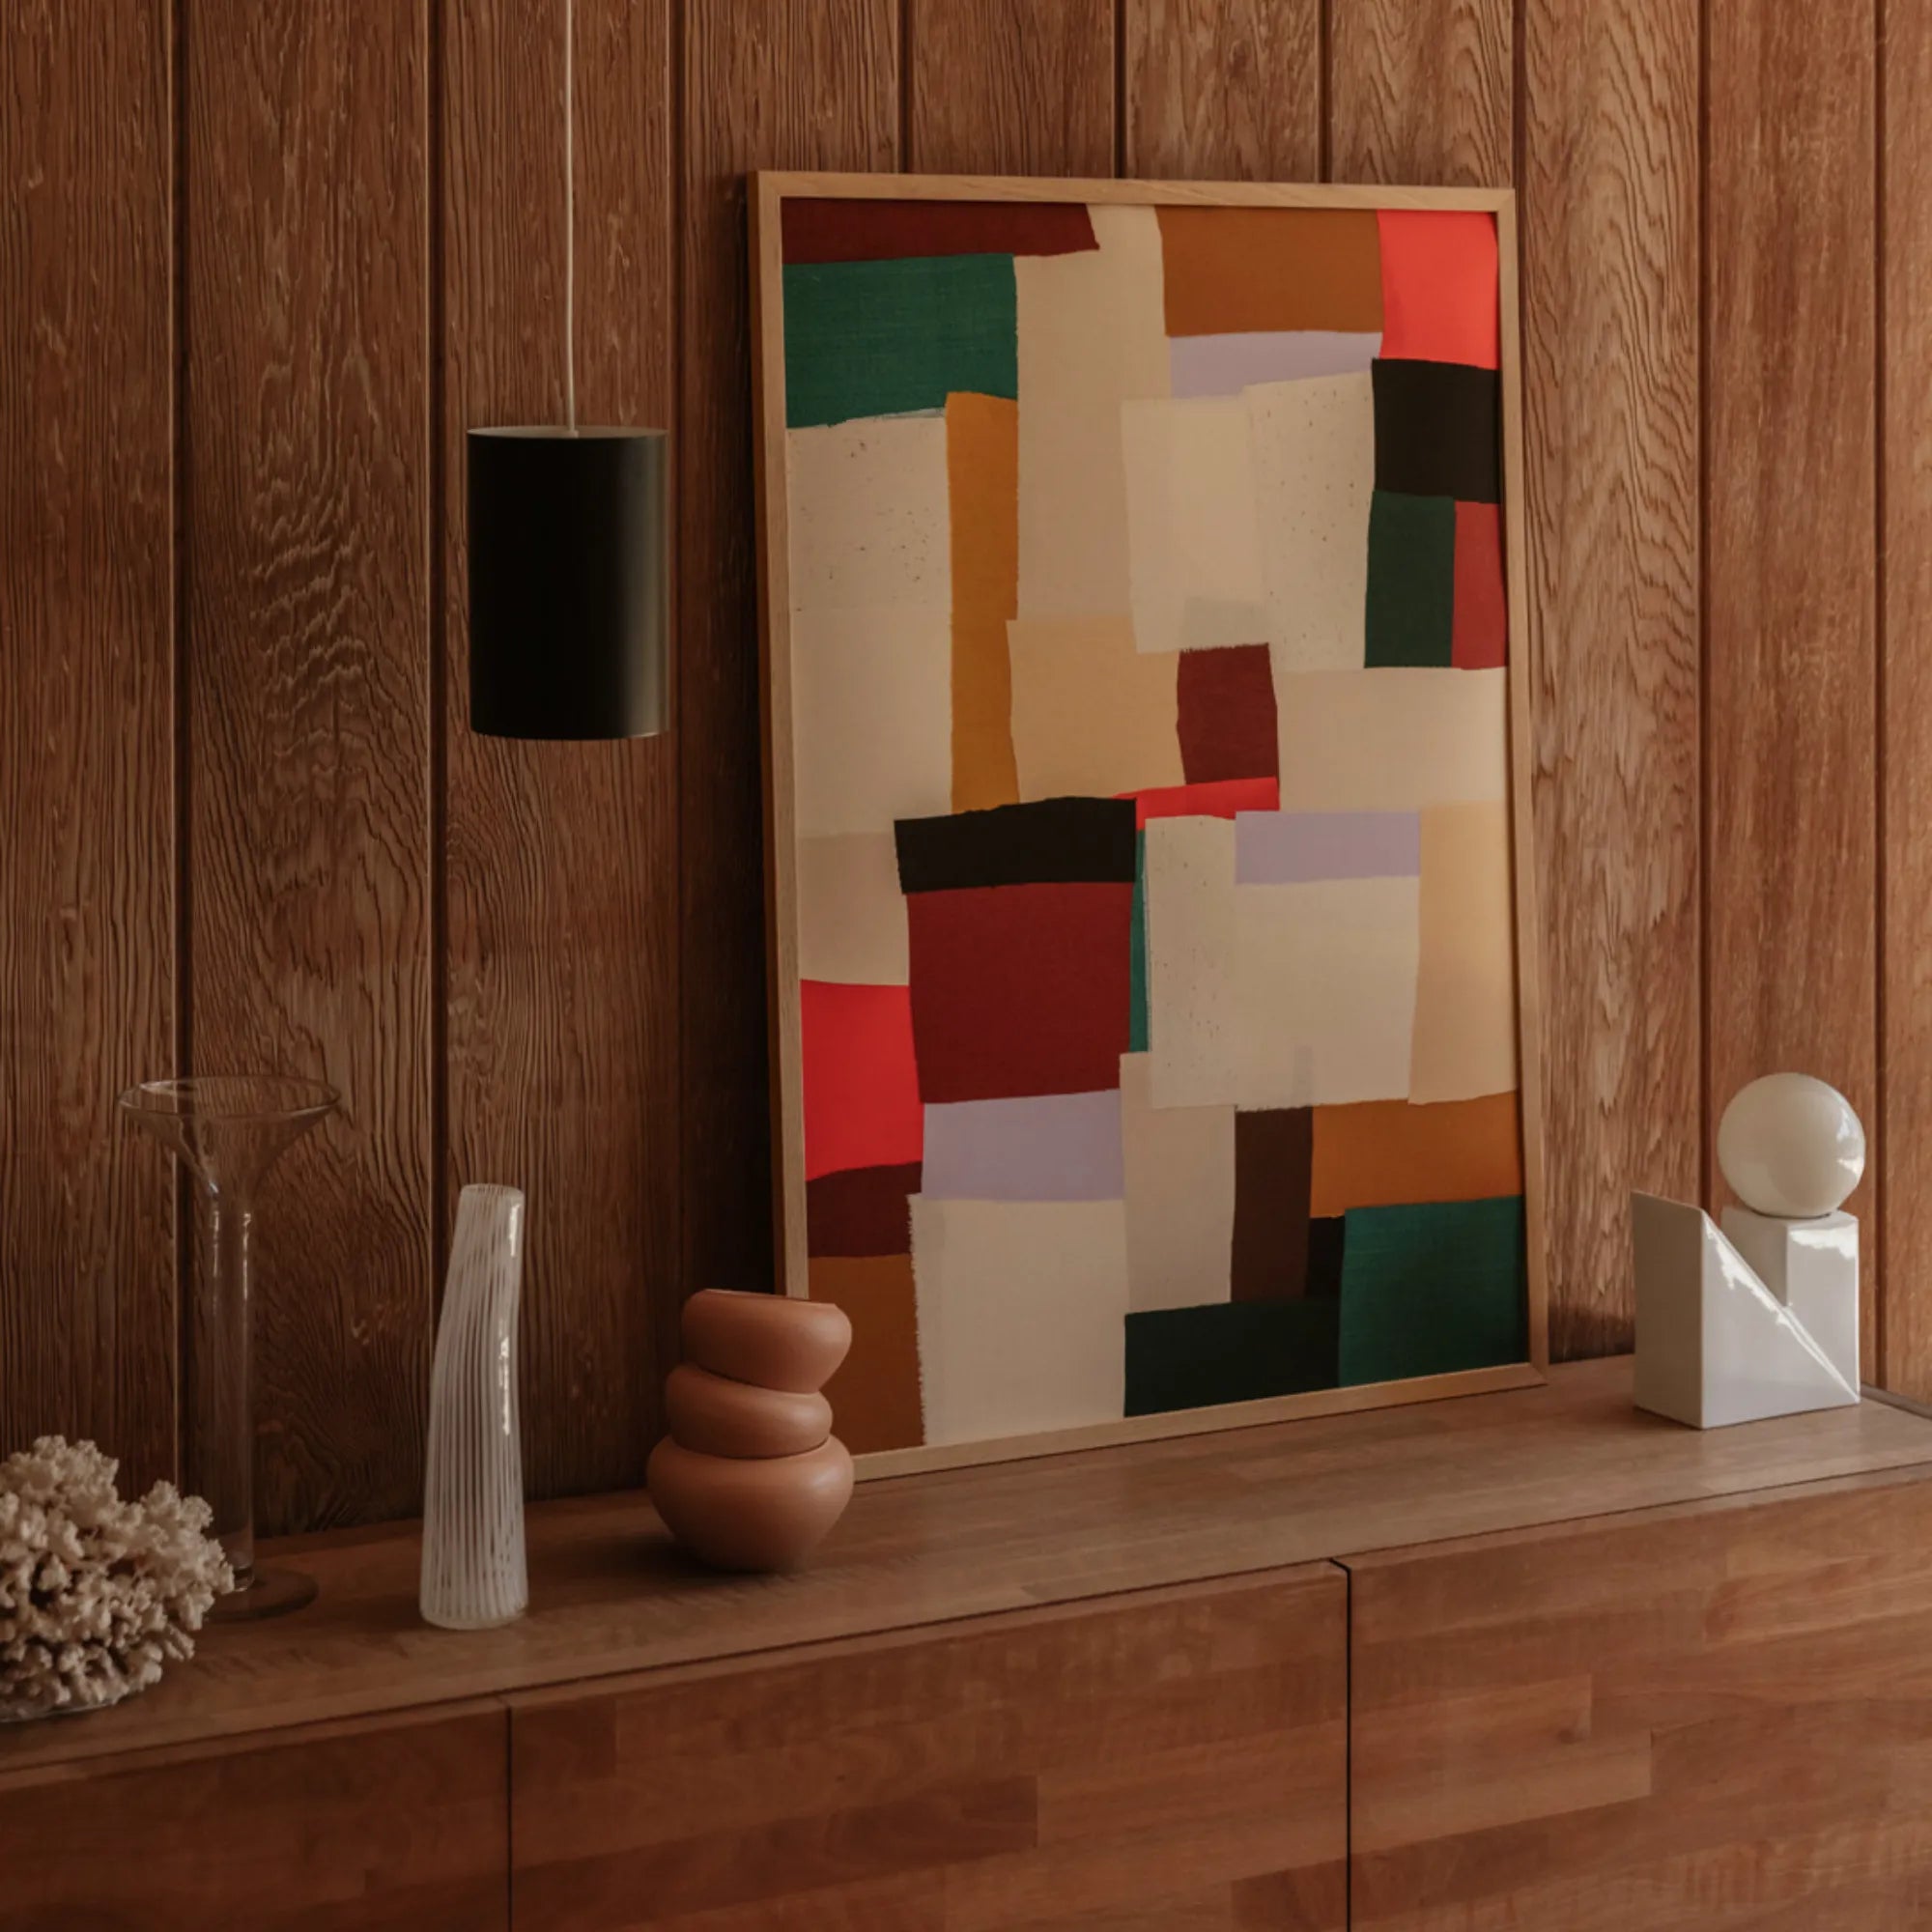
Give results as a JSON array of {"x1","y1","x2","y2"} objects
[
  {"x1": 442, "y1": 0, "x2": 679, "y2": 1500},
  {"x1": 1882, "y1": 3, "x2": 1932, "y2": 1396},
  {"x1": 1328, "y1": 0, "x2": 1513, "y2": 186},
  {"x1": 1706, "y1": 0, "x2": 1878, "y2": 1372},
  {"x1": 679, "y1": 2, "x2": 898, "y2": 1298},
  {"x1": 1122, "y1": 0, "x2": 1320, "y2": 180},
  {"x1": 184, "y1": 0, "x2": 432, "y2": 1529},
  {"x1": 906, "y1": 0, "x2": 1115, "y2": 175},
  {"x1": 1520, "y1": 0, "x2": 1701, "y2": 1357},
  {"x1": 0, "y1": 0, "x2": 176, "y2": 1490}
]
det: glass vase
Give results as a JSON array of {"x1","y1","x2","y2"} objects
[
  {"x1": 118, "y1": 1075, "x2": 338, "y2": 1619},
  {"x1": 419, "y1": 1183, "x2": 527, "y2": 1630}
]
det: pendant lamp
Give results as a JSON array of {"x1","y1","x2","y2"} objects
[{"x1": 468, "y1": 0, "x2": 667, "y2": 742}]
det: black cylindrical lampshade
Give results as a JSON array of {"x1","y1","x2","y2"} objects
[{"x1": 468, "y1": 427, "x2": 668, "y2": 740}]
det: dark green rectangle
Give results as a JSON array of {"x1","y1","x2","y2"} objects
[
  {"x1": 1129, "y1": 830, "x2": 1149, "y2": 1053},
  {"x1": 1365, "y1": 489, "x2": 1456, "y2": 668},
  {"x1": 782, "y1": 255, "x2": 1018, "y2": 429},
  {"x1": 1337, "y1": 1194, "x2": 1526, "y2": 1385},
  {"x1": 1125, "y1": 1300, "x2": 1340, "y2": 1416}
]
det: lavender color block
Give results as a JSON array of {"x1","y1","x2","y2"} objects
[
  {"x1": 1236, "y1": 810, "x2": 1421, "y2": 884},
  {"x1": 1169, "y1": 330, "x2": 1383, "y2": 398},
  {"x1": 923, "y1": 1090, "x2": 1125, "y2": 1202}
]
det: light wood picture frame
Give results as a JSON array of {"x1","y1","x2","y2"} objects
[{"x1": 751, "y1": 172, "x2": 1548, "y2": 1479}]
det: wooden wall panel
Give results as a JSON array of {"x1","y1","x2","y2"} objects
[
  {"x1": 1350, "y1": 1474, "x2": 1932, "y2": 1926},
  {"x1": 1328, "y1": 0, "x2": 1513, "y2": 186},
  {"x1": 1123, "y1": 0, "x2": 1320, "y2": 181},
  {"x1": 183, "y1": 0, "x2": 432, "y2": 1530},
  {"x1": 0, "y1": 1704, "x2": 508, "y2": 1928},
  {"x1": 679, "y1": 1, "x2": 898, "y2": 1298},
  {"x1": 510, "y1": 1571, "x2": 1348, "y2": 1930},
  {"x1": 1705, "y1": 0, "x2": 1879, "y2": 1372},
  {"x1": 442, "y1": 0, "x2": 680, "y2": 1500},
  {"x1": 0, "y1": 3, "x2": 177, "y2": 1491},
  {"x1": 907, "y1": 0, "x2": 1116, "y2": 175},
  {"x1": 1882, "y1": 2, "x2": 1932, "y2": 1397},
  {"x1": 1518, "y1": 0, "x2": 1700, "y2": 1357}
]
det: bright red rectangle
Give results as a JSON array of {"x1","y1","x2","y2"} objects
[
  {"x1": 1120, "y1": 776, "x2": 1280, "y2": 828},
  {"x1": 1451, "y1": 500, "x2": 1509, "y2": 669},
  {"x1": 906, "y1": 882, "x2": 1132, "y2": 1104},
  {"x1": 1376, "y1": 209, "x2": 1500, "y2": 370},
  {"x1": 801, "y1": 981, "x2": 923, "y2": 1182}
]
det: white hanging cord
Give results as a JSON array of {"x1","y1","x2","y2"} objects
[{"x1": 563, "y1": 0, "x2": 577, "y2": 433}]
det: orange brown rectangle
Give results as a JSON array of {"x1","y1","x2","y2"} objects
[
  {"x1": 947, "y1": 391, "x2": 1021, "y2": 810},
  {"x1": 1157, "y1": 208, "x2": 1383, "y2": 337},
  {"x1": 1310, "y1": 1093, "x2": 1522, "y2": 1218},
  {"x1": 809, "y1": 1252, "x2": 923, "y2": 1455}
]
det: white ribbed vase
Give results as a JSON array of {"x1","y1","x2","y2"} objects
[{"x1": 420, "y1": 1184, "x2": 528, "y2": 1630}]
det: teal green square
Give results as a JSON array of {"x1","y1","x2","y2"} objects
[
  {"x1": 1129, "y1": 830, "x2": 1149, "y2": 1053},
  {"x1": 782, "y1": 255, "x2": 1018, "y2": 429},
  {"x1": 1364, "y1": 489, "x2": 1457, "y2": 668},
  {"x1": 1338, "y1": 1195, "x2": 1526, "y2": 1384}
]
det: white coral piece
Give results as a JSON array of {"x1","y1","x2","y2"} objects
[{"x1": 0, "y1": 1436, "x2": 233, "y2": 1722}]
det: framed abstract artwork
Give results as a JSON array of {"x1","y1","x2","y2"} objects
[{"x1": 751, "y1": 173, "x2": 1547, "y2": 1476}]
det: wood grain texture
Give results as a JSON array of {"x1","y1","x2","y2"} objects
[
  {"x1": 0, "y1": 1703, "x2": 507, "y2": 1930},
  {"x1": 906, "y1": 0, "x2": 1116, "y2": 175},
  {"x1": 1882, "y1": 3, "x2": 1932, "y2": 1398},
  {"x1": 1350, "y1": 1474, "x2": 1932, "y2": 1926},
  {"x1": 183, "y1": 0, "x2": 431, "y2": 1530},
  {"x1": 680, "y1": 0, "x2": 898, "y2": 1298},
  {"x1": 441, "y1": 0, "x2": 680, "y2": 1502},
  {"x1": 1705, "y1": 0, "x2": 1878, "y2": 1373},
  {"x1": 510, "y1": 1571, "x2": 1346, "y2": 1930},
  {"x1": 1327, "y1": 0, "x2": 1513, "y2": 186},
  {"x1": 7, "y1": 1357, "x2": 1931, "y2": 1781},
  {"x1": 0, "y1": 1, "x2": 177, "y2": 1492},
  {"x1": 1122, "y1": 0, "x2": 1320, "y2": 180},
  {"x1": 1519, "y1": 0, "x2": 1701, "y2": 1358}
]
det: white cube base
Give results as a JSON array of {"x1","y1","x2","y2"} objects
[{"x1": 1632, "y1": 1193, "x2": 1859, "y2": 1430}]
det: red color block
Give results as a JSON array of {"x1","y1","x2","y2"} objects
[
  {"x1": 1176, "y1": 643, "x2": 1279, "y2": 784},
  {"x1": 906, "y1": 882, "x2": 1132, "y2": 1104},
  {"x1": 1120, "y1": 776, "x2": 1280, "y2": 827},
  {"x1": 801, "y1": 981, "x2": 923, "y2": 1182},
  {"x1": 1452, "y1": 500, "x2": 1509, "y2": 669},
  {"x1": 781, "y1": 198, "x2": 1097, "y2": 264},
  {"x1": 1377, "y1": 210, "x2": 1500, "y2": 370}
]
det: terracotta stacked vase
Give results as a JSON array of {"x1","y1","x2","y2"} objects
[{"x1": 647, "y1": 1290, "x2": 855, "y2": 1572}]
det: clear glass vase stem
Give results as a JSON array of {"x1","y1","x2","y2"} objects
[{"x1": 186, "y1": 1188, "x2": 255, "y2": 1587}]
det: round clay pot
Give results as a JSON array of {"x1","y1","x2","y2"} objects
[
  {"x1": 647, "y1": 1435, "x2": 854, "y2": 1572},
  {"x1": 682, "y1": 1289, "x2": 851, "y2": 1394},
  {"x1": 665, "y1": 1362, "x2": 831, "y2": 1460}
]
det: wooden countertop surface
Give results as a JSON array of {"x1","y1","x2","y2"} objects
[{"x1": 8, "y1": 1355, "x2": 1932, "y2": 1779}]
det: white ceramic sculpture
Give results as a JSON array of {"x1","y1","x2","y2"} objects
[
  {"x1": 420, "y1": 1184, "x2": 527, "y2": 1629},
  {"x1": 1633, "y1": 1074, "x2": 1863, "y2": 1430}
]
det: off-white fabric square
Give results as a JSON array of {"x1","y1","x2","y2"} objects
[
  {"x1": 1409, "y1": 800, "x2": 1520, "y2": 1101},
  {"x1": 1234, "y1": 875, "x2": 1421, "y2": 1107},
  {"x1": 1120, "y1": 1052, "x2": 1235, "y2": 1311},
  {"x1": 796, "y1": 833, "x2": 910, "y2": 984},
  {"x1": 791, "y1": 602, "x2": 953, "y2": 838},
  {"x1": 1246, "y1": 373, "x2": 1375, "y2": 671},
  {"x1": 1015, "y1": 205, "x2": 1172, "y2": 620},
  {"x1": 786, "y1": 417, "x2": 952, "y2": 611},
  {"x1": 1274, "y1": 668, "x2": 1508, "y2": 812},
  {"x1": 911, "y1": 1195, "x2": 1129, "y2": 1444},
  {"x1": 1121, "y1": 395, "x2": 1270, "y2": 654},
  {"x1": 1145, "y1": 814, "x2": 1239, "y2": 1110}
]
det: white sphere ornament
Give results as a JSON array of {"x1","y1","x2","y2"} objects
[{"x1": 1718, "y1": 1072, "x2": 1866, "y2": 1218}]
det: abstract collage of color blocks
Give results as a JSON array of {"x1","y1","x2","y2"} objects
[{"x1": 771, "y1": 189, "x2": 1530, "y2": 1458}]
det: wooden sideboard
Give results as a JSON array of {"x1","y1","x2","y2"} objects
[{"x1": 8, "y1": 1358, "x2": 1932, "y2": 1928}]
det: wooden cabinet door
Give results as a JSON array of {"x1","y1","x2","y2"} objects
[
  {"x1": 1350, "y1": 1469, "x2": 1932, "y2": 1928},
  {"x1": 509, "y1": 1565, "x2": 1347, "y2": 1930},
  {"x1": 0, "y1": 1701, "x2": 508, "y2": 1929}
]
